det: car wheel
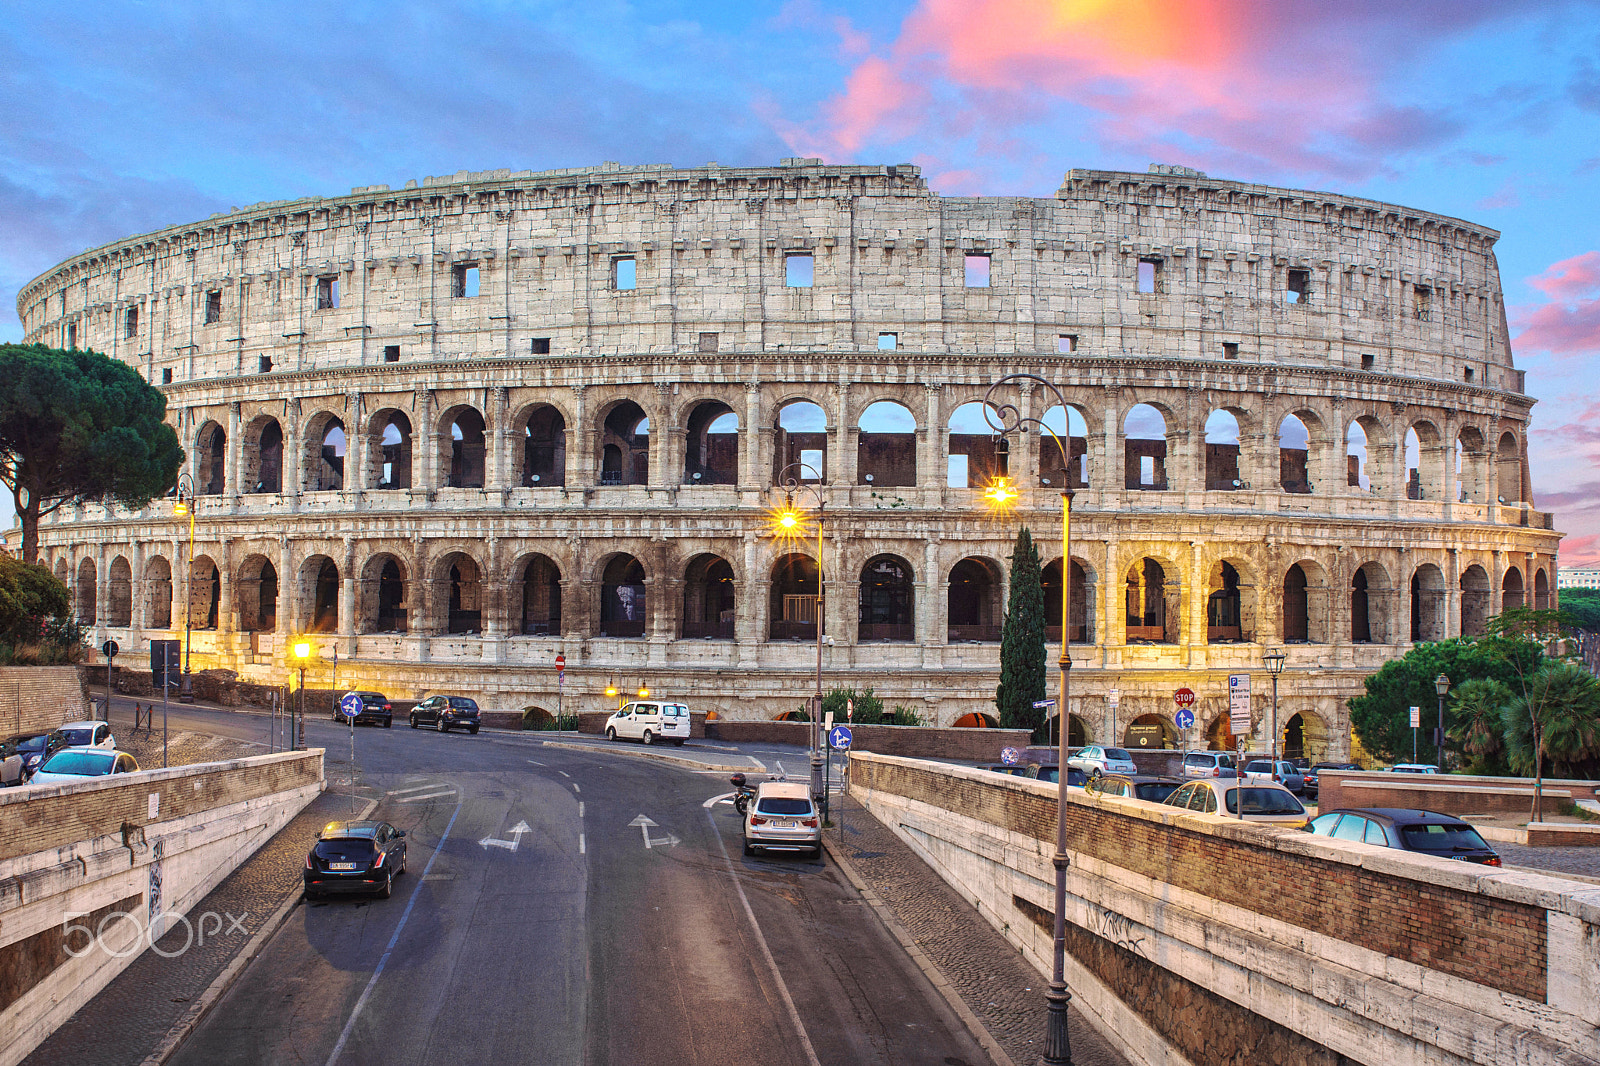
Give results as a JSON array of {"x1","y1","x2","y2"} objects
[
  {"x1": 399, "y1": 848, "x2": 407, "y2": 875},
  {"x1": 384, "y1": 718, "x2": 392, "y2": 729},
  {"x1": 606, "y1": 727, "x2": 617, "y2": 741},
  {"x1": 1089, "y1": 767, "x2": 1102, "y2": 779},
  {"x1": 436, "y1": 717, "x2": 447, "y2": 733},
  {"x1": 409, "y1": 715, "x2": 418, "y2": 729},
  {"x1": 673, "y1": 738, "x2": 685, "y2": 747},
  {"x1": 742, "y1": 837, "x2": 754, "y2": 856},
  {"x1": 469, "y1": 726, "x2": 479, "y2": 735},
  {"x1": 378, "y1": 873, "x2": 393, "y2": 899},
  {"x1": 642, "y1": 730, "x2": 654, "y2": 746}
]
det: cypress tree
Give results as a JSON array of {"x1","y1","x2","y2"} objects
[{"x1": 996, "y1": 526, "x2": 1048, "y2": 740}]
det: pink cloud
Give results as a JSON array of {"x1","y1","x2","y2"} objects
[
  {"x1": 1528, "y1": 251, "x2": 1600, "y2": 300},
  {"x1": 1512, "y1": 252, "x2": 1600, "y2": 358},
  {"x1": 1475, "y1": 176, "x2": 1521, "y2": 210}
]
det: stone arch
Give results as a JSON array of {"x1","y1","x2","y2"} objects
[
  {"x1": 303, "y1": 411, "x2": 346, "y2": 492},
  {"x1": 1038, "y1": 404, "x2": 1091, "y2": 489},
  {"x1": 1123, "y1": 403, "x2": 1169, "y2": 490},
  {"x1": 946, "y1": 402, "x2": 1002, "y2": 489},
  {"x1": 1410, "y1": 563, "x2": 1446, "y2": 642},
  {"x1": 1460, "y1": 563, "x2": 1492, "y2": 636},
  {"x1": 1455, "y1": 426, "x2": 1488, "y2": 503},
  {"x1": 75, "y1": 558, "x2": 97, "y2": 624},
  {"x1": 368, "y1": 409, "x2": 412, "y2": 490},
  {"x1": 1281, "y1": 707, "x2": 1331, "y2": 762},
  {"x1": 1204, "y1": 713, "x2": 1240, "y2": 752},
  {"x1": 597, "y1": 552, "x2": 647, "y2": 637},
  {"x1": 439, "y1": 405, "x2": 487, "y2": 489},
  {"x1": 952, "y1": 711, "x2": 1000, "y2": 728},
  {"x1": 360, "y1": 552, "x2": 409, "y2": 633},
  {"x1": 1281, "y1": 559, "x2": 1330, "y2": 643},
  {"x1": 433, "y1": 550, "x2": 483, "y2": 634},
  {"x1": 1042, "y1": 556, "x2": 1098, "y2": 644},
  {"x1": 54, "y1": 557, "x2": 68, "y2": 584},
  {"x1": 947, "y1": 557, "x2": 1003, "y2": 642},
  {"x1": 1534, "y1": 567, "x2": 1550, "y2": 610},
  {"x1": 684, "y1": 401, "x2": 739, "y2": 486},
  {"x1": 1351, "y1": 560, "x2": 1393, "y2": 643},
  {"x1": 597, "y1": 399, "x2": 650, "y2": 487},
  {"x1": 859, "y1": 553, "x2": 915, "y2": 641},
  {"x1": 145, "y1": 556, "x2": 173, "y2": 629},
  {"x1": 105, "y1": 556, "x2": 132, "y2": 626},
  {"x1": 513, "y1": 553, "x2": 562, "y2": 636},
  {"x1": 1405, "y1": 420, "x2": 1442, "y2": 501},
  {"x1": 1204, "y1": 408, "x2": 1245, "y2": 490},
  {"x1": 1497, "y1": 430, "x2": 1524, "y2": 503},
  {"x1": 299, "y1": 555, "x2": 339, "y2": 633},
  {"x1": 774, "y1": 399, "x2": 828, "y2": 484},
  {"x1": 681, "y1": 553, "x2": 736, "y2": 638},
  {"x1": 515, "y1": 403, "x2": 567, "y2": 487},
  {"x1": 857, "y1": 401, "x2": 917, "y2": 487},
  {"x1": 770, "y1": 552, "x2": 822, "y2": 640},
  {"x1": 1276, "y1": 412, "x2": 1312, "y2": 494},
  {"x1": 237, "y1": 554, "x2": 279, "y2": 632},
  {"x1": 195, "y1": 421, "x2": 226, "y2": 495},
  {"x1": 1346, "y1": 415, "x2": 1387, "y2": 493},
  {"x1": 1067, "y1": 714, "x2": 1089, "y2": 748},
  {"x1": 1124, "y1": 712, "x2": 1177, "y2": 750},
  {"x1": 188, "y1": 553, "x2": 220, "y2": 630},
  {"x1": 242, "y1": 415, "x2": 283, "y2": 494},
  {"x1": 1206, "y1": 558, "x2": 1256, "y2": 642},
  {"x1": 1125, "y1": 556, "x2": 1179, "y2": 643},
  {"x1": 1502, "y1": 566, "x2": 1525, "y2": 612}
]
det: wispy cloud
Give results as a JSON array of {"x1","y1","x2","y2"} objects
[{"x1": 1512, "y1": 251, "x2": 1600, "y2": 358}]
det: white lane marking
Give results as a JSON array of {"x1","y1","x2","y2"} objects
[
  {"x1": 579, "y1": 833, "x2": 586, "y2": 855},
  {"x1": 395, "y1": 789, "x2": 456, "y2": 803},
  {"x1": 325, "y1": 800, "x2": 464, "y2": 1065},
  {"x1": 387, "y1": 784, "x2": 444, "y2": 796},
  {"x1": 703, "y1": 791, "x2": 736, "y2": 809},
  {"x1": 571, "y1": 783, "x2": 580, "y2": 794},
  {"x1": 705, "y1": 809, "x2": 823, "y2": 1066},
  {"x1": 578, "y1": 802, "x2": 585, "y2": 817},
  {"x1": 557, "y1": 770, "x2": 571, "y2": 778},
  {"x1": 630, "y1": 814, "x2": 680, "y2": 849},
  {"x1": 479, "y1": 821, "x2": 532, "y2": 852},
  {"x1": 750, "y1": 757, "x2": 767, "y2": 772},
  {"x1": 526, "y1": 759, "x2": 547, "y2": 766}
]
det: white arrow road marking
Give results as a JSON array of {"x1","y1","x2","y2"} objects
[
  {"x1": 479, "y1": 820, "x2": 532, "y2": 852},
  {"x1": 703, "y1": 791, "x2": 736, "y2": 809},
  {"x1": 629, "y1": 814, "x2": 680, "y2": 849},
  {"x1": 387, "y1": 784, "x2": 446, "y2": 796}
]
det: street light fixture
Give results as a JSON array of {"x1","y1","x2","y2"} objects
[
  {"x1": 605, "y1": 682, "x2": 622, "y2": 711},
  {"x1": 292, "y1": 639, "x2": 314, "y2": 750},
  {"x1": 173, "y1": 474, "x2": 197, "y2": 704},
  {"x1": 1263, "y1": 649, "x2": 1287, "y2": 779},
  {"x1": 980, "y1": 371, "x2": 1076, "y2": 1066},
  {"x1": 771, "y1": 462, "x2": 827, "y2": 817},
  {"x1": 1434, "y1": 673, "x2": 1450, "y2": 770}
]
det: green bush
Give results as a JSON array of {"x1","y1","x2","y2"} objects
[{"x1": 521, "y1": 707, "x2": 581, "y2": 731}]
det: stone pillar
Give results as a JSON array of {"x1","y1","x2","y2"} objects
[
  {"x1": 650, "y1": 384, "x2": 674, "y2": 490},
  {"x1": 488, "y1": 386, "x2": 509, "y2": 491},
  {"x1": 1103, "y1": 388, "x2": 1121, "y2": 495},
  {"x1": 1177, "y1": 389, "x2": 1203, "y2": 495},
  {"x1": 346, "y1": 393, "x2": 367, "y2": 493},
  {"x1": 284, "y1": 398, "x2": 302, "y2": 496},
  {"x1": 742, "y1": 382, "x2": 764, "y2": 492},
  {"x1": 922, "y1": 538, "x2": 944, "y2": 649},
  {"x1": 339, "y1": 537, "x2": 356, "y2": 655},
  {"x1": 922, "y1": 382, "x2": 944, "y2": 496},
  {"x1": 1185, "y1": 541, "x2": 1205, "y2": 665},
  {"x1": 217, "y1": 537, "x2": 235, "y2": 635},
  {"x1": 1445, "y1": 547, "x2": 1462, "y2": 638},
  {"x1": 225, "y1": 402, "x2": 241, "y2": 500},
  {"x1": 833, "y1": 382, "x2": 854, "y2": 486},
  {"x1": 1396, "y1": 549, "x2": 1412, "y2": 647},
  {"x1": 1102, "y1": 538, "x2": 1122, "y2": 646},
  {"x1": 417, "y1": 389, "x2": 436, "y2": 492},
  {"x1": 1238, "y1": 432, "x2": 1267, "y2": 492},
  {"x1": 571, "y1": 385, "x2": 592, "y2": 488},
  {"x1": 278, "y1": 537, "x2": 296, "y2": 637}
]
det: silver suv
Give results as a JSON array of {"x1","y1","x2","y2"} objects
[
  {"x1": 1181, "y1": 751, "x2": 1238, "y2": 778},
  {"x1": 1067, "y1": 745, "x2": 1138, "y2": 778},
  {"x1": 742, "y1": 781, "x2": 821, "y2": 858}
]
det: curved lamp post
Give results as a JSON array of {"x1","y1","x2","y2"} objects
[
  {"x1": 291, "y1": 638, "x2": 314, "y2": 750},
  {"x1": 979, "y1": 371, "x2": 1075, "y2": 1066},
  {"x1": 772, "y1": 461, "x2": 828, "y2": 817},
  {"x1": 173, "y1": 474, "x2": 197, "y2": 704},
  {"x1": 1434, "y1": 673, "x2": 1450, "y2": 770},
  {"x1": 1263, "y1": 649, "x2": 1287, "y2": 778}
]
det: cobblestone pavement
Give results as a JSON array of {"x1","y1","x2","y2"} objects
[
  {"x1": 22, "y1": 789, "x2": 348, "y2": 1066},
  {"x1": 1496, "y1": 844, "x2": 1600, "y2": 882},
  {"x1": 111, "y1": 720, "x2": 264, "y2": 770},
  {"x1": 828, "y1": 790, "x2": 1129, "y2": 1066}
]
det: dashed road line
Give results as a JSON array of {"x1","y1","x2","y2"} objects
[
  {"x1": 395, "y1": 789, "x2": 456, "y2": 803},
  {"x1": 387, "y1": 784, "x2": 445, "y2": 796}
]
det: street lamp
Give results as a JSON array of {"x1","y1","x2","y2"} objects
[
  {"x1": 173, "y1": 474, "x2": 197, "y2": 704},
  {"x1": 771, "y1": 462, "x2": 827, "y2": 816},
  {"x1": 1434, "y1": 673, "x2": 1450, "y2": 770},
  {"x1": 292, "y1": 639, "x2": 314, "y2": 750},
  {"x1": 980, "y1": 371, "x2": 1075, "y2": 1066},
  {"x1": 1263, "y1": 649, "x2": 1287, "y2": 779},
  {"x1": 605, "y1": 682, "x2": 622, "y2": 711}
]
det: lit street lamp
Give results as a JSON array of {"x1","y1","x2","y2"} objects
[
  {"x1": 173, "y1": 474, "x2": 197, "y2": 704},
  {"x1": 771, "y1": 462, "x2": 827, "y2": 818},
  {"x1": 1263, "y1": 649, "x2": 1287, "y2": 779},
  {"x1": 292, "y1": 639, "x2": 314, "y2": 750},
  {"x1": 1434, "y1": 673, "x2": 1450, "y2": 770},
  {"x1": 980, "y1": 371, "x2": 1075, "y2": 1066}
]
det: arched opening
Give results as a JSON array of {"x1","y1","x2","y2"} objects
[
  {"x1": 1278, "y1": 414, "x2": 1311, "y2": 493},
  {"x1": 372, "y1": 411, "x2": 412, "y2": 490},
  {"x1": 1039, "y1": 405, "x2": 1089, "y2": 489},
  {"x1": 1351, "y1": 568, "x2": 1371, "y2": 642},
  {"x1": 302, "y1": 556, "x2": 339, "y2": 633},
  {"x1": 682, "y1": 554, "x2": 735, "y2": 638},
  {"x1": 1404, "y1": 427, "x2": 1422, "y2": 499},
  {"x1": 1497, "y1": 431, "x2": 1523, "y2": 503},
  {"x1": 1411, "y1": 563, "x2": 1446, "y2": 642},
  {"x1": 1125, "y1": 558, "x2": 1174, "y2": 642},
  {"x1": 773, "y1": 710, "x2": 808, "y2": 721},
  {"x1": 952, "y1": 712, "x2": 999, "y2": 728},
  {"x1": 1502, "y1": 567, "x2": 1525, "y2": 613},
  {"x1": 946, "y1": 402, "x2": 1003, "y2": 489},
  {"x1": 1534, "y1": 568, "x2": 1550, "y2": 610},
  {"x1": 857, "y1": 401, "x2": 917, "y2": 487},
  {"x1": 1461, "y1": 564, "x2": 1492, "y2": 636},
  {"x1": 196, "y1": 422, "x2": 226, "y2": 495},
  {"x1": 948, "y1": 557, "x2": 1002, "y2": 642},
  {"x1": 1124, "y1": 713, "x2": 1177, "y2": 750},
  {"x1": 75, "y1": 559, "x2": 97, "y2": 624},
  {"x1": 106, "y1": 557, "x2": 132, "y2": 627},
  {"x1": 1350, "y1": 562, "x2": 1391, "y2": 643},
  {"x1": 360, "y1": 555, "x2": 408, "y2": 634},
  {"x1": 188, "y1": 555, "x2": 219, "y2": 630},
  {"x1": 769, "y1": 553, "x2": 821, "y2": 640},
  {"x1": 238, "y1": 555, "x2": 278, "y2": 632},
  {"x1": 517, "y1": 555, "x2": 561, "y2": 636},
  {"x1": 1283, "y1": 564, "x2": 1309, "y2": 642},
  {"x1": 520, "y1": 405, "x2": 566, "y2": 487},
  {"x1": 244, "y1": 417, "x2": 283, "y2": 494},
  {"x1": 145, "y1": 557, "x2": 173, "y2": 629},
  {"x1": 1205, "y1": 714, "x2": 1239, "y2": 752},
  {"x1": 1207, "y1": 561, "x2": 1244, "y2": 642},
  {"x1": 859, "y1": 554, "x2": 914, "y2": 641},
  {"x1": 1346, "y1": 420, "x2": 1373, "y2": 492},
  {"x1": 684, "y1": 403, "x2": 738, "y2": 485},
  {"x1": 1067, "y1": 714, "x2": 1088, "y2": 748},
  {"x1": 599, "y1": 554, "x2": 646, "y2": 637},
  {"x1": 1284, "y1": 714, "x2": 1307, "y2": 761},
  {"x1": 599, "y1": 401, "x2": 649, "y2": 486},
  {"x1": 1204, "y1": 410, "x2": 1244, "y2": 490},
  {"x1": 1123, "y1": 404, "x2": 1168, "y2": 490},
  {"x1": 439, "y1": 553, "x2": 482, "y2": 634},
  {"x1": 1456, "y1": 427, "x2": 1487, "y2": 503},
  {"x1": 307, "y1": 414, "x2": 346, "y2": 492},
  {"x1": 443, "y1": 408, "x2": 487, "y2": 488},
  {"x1": 1042, "y1": 558, "x2": 1095, "y2": 644},
  {"x1": 774, "y1": 401, "x2": 827, "y2": 484},
  {"x1": 54, "y1": 558, "x2": 67, "y2": 584}
]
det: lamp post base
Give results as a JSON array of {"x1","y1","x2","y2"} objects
[
  {"x1": 178, "y1": 670, "x2": 194, "y2": 704},
  {"x1": 1041, "y1": 980, "x2": 1073, "y2": 1065}
]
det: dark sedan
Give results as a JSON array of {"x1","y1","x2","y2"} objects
[
  {"x1": 1, "y1": 731, "x2": 69, "y2": 785},
  {"x1": 410, "y1": 695, "x2": 481, "y2": 734},
  {"x1": 304, "y1": 820, "x2": 408, "y2": 899},
  {"x1": 336, "y1": 691, "x2": 393, "y2": 728},
  {"x1": 1306, "y1": 808, "x2": 1501, "y2": 866}
]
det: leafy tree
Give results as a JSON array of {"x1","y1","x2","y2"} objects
[
  {"x1": 1445, "y1": 677, "x2": 1514, "y2": 776},
  {"x1": 820, "y1": 687, "x2": 884, "y2": 724},
  {"x1": 1500, "y1": 661, "x2": 1600, "y2": 818},
  {"x1": 1555, "y1": 589, "x2": 1600, "y2": 632},
  {"x1": 996, "y1": 526, "x2": 1047, "y2": 741},
  {"x1": 0, "y1": 555, "x2": 70, "y2": 645},
  {"x1": 0, "y1": 343, "x2": 184, "y2": 563}
]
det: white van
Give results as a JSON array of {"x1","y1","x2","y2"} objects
[{"x1": 603, "y1": 701, "x2": 690, "y2": 746}]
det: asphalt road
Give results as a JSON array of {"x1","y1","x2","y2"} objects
[{"x1": 133, "y1": 704, "x2": 988, "y2": 1066}]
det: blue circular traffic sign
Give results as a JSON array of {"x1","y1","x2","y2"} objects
[
  {"x1": 1175, "y1": 708, "x2": 1195, "y2": 730},
  {"x1": 339, "y1": 693, "x2": 363, "y2": 720},
  {"x1": 828, "y1": 725, "x2": 853, "y2": 750}
]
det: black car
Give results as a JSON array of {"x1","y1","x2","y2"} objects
[
  {"x1": 335, "y1": 691, "x2": 393, "y2": 728},
  {"x1": 1, "y1": 731, "x2": 70, "y2": 784},
  {"x1": 304, "y1": 820, "x2": 408, "y2": 899},
  {"x1": 987, "y1": 764, "x2": 1087, "y2": 786},
  {"x1": 409, "y1": 695, "x2": 481, "y2": 734},
  {"x1": 1306, "y1": 808, "x2": 1501, "y2": 866}
]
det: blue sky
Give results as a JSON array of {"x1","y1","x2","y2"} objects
[{"x1": 4, "y1": 1, "x2": 1598, "y2": 560}]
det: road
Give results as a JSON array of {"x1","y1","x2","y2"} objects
[{"x1": 126, "y1": 704, "x2": 988, "y2": 1066}]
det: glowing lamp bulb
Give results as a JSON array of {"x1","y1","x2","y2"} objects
[
  {"x1": 779, "y1": 511, "x2": 799, "y2": 530},
  {"x1": 984, "y1": 478, "x2": 1019, "y2": 508},
  {"x1": 293, "y1": 641, "x2": 311, "y2": 660}
]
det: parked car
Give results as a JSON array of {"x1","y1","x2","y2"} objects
[
  {"x1": 988, "y1": 764, "x2": 1088, "y2": 787},
  {"x1": 304, "y1": 820, "x2": 408, "y2": 899},
  {"x1": 1162, "y1": 778, "x2": 1308, "y2": 825},
  {"x1": 29, "y1": 748, "x2": 140, "y2": 784},
  {"x1": 1306, "y1": 808, "x2": 1501, "y2": 866},
  {"x1": 1066, "y1": 744, "x2": 1138, "y2": 778},
  {"x1": 336, "y1": 691, "x2": 393, "y2": 728},
  {"x1": 1, "y1": 731, "x2": 69, "y2": 784},
  {"x1": 1389, "y1": 763, "x2": 1440, "y2": 774},
  {"x1": 1090, "y1": 774, "x2": 1184, "y2": 804},
  {"x1": 409, "y1": 695, "x2": 481, "y2": 734},
  {"x1": 1300, "y1": 768, "x2": 1319, "y2": 800},
  {"x1": 1180, "y1": 751, "x2": 1238, "y2": 779},
  {"x1": 1242, "y1": 759, "x2": 1307, "y2": 796},
  {"x1": 603, "y1": 700, "x2": 691, "y2": 746},
  {"x1": 742, "y1": 780, "x2": 821, "y2": 858},
  {"x1": 56, "y1": 721, "x2": 116, "y2": 751},
  {"x1": 1309, "y1": 761, "x2": 1362, "y2": 773}
]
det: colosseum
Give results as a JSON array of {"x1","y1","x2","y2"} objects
[{"x1": 16, "y1": 158, "x2": 1561, "y2": 760}]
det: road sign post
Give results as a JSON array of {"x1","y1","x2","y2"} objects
[
  {"x1": 1228, "y1": 674, "x2": 1252, "y2": 749},
  {"x1": 100, "y1": 640, "x2": 119, "y2": 721},
  {"x1": 556, "y1": 653, "x2": 566, "y2": 726},
  {"x1": 1410, "y1": 705, "x2": 1420, "y2": 763},
  {"x1": 1034, "y1": 698, "x2": 1058, "y2": 744},
  {"x1": 339, "y1": 692, "x2": 363, "y2": 815}
]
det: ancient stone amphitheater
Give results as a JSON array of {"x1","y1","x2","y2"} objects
[{"x1": 18, "y1": 159, "x2": 1560, "y2": 758}]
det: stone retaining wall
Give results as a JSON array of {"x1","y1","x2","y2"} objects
[
  {"x1": 0, "y1": 667, "x2": 91, "y2": 736},
  {"x1": 1317, "y1": 769, "x2": 1598, "y2": 817}
]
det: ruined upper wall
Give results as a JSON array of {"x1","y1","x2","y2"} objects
[{"x1": 18, "y1": 159, "x2": 1519, "y2": 394}]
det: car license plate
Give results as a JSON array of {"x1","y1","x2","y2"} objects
[
  {"x1": 775, "y1": 820, "x2": 796, "y2": 829},
  {"x1": 329, "y1": 862, "x2": 358, "y2": 870}
]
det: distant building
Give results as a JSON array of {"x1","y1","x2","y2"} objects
[{"x1": 1559, "y1": 567, "x2": 1600, "y2": 590}]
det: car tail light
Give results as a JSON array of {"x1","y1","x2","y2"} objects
[
  {"x1": 750, "y1": 816, "x2": 767, "y2": 826},
  {"x1": 801, "y1": 818, "x2": 819, "y2": 828},
  {"x1": 1485, "y1": 856, "x2": 1502, "y2": 867},
  {"x1": 383, "y1": 703, "x2": 392, "y2": 712},
  {"x1": 372, "y1": 851, "x2": 385, "y2": 868},
  {"x1": 305, "y1": 854, "x2": 316, "y2": 870}
]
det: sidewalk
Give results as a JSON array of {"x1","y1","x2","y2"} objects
[
  {"x1": 22, "y1": 789, "x2": 348, "y2": 1066},
  {"x1": 825, "y1": 789, "x2": 1129, "y2": 1066}
]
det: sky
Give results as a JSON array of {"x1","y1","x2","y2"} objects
[{"x1": 3, "y1": 1, "x2": 1598, "y2": 562}]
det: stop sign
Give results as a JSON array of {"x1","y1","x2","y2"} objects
[
  {"x1": 555, "y1": 654, "x2": 565, "y2": 671},
  {"x1": 1174, "y1": 687, "x2": 1196, "y2": 708}
]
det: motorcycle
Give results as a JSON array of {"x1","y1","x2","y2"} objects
[{"x1": 730, "y1": 773, "x2": 755, "y2": 815}]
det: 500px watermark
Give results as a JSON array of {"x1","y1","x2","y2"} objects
[{"x1": 62, "y1": 910, "x2": 251, "y2": 959}]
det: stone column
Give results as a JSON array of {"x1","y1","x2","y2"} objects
[
  {"x1": 487, "y1": 386, "x2": 509, "y2": 491},
  {"x1": 650, "y1": 384, "x2": 674, "y2": 490},
  {"x1": 339, "y1": 537, "x2": 356, "y2": 656},
  {"x1": 571, "y1": 385, "x2": 592, "y2": 488},
  {"x1": 1445, "y1": 547, "x2": 1462, "y2": 638},
  {"x1": 742, "y1": 382, "x2": 764, "y2": 492},
  {"x1": 284, "y1": 398, "x2": 302, "y2": 497},
  {"x1": 278, "y1": 537, "x2": 296, "y2": 637},
  {"x1": 833, "y1": 382, "x2": 854, "y2": 486},
  {"x1": 346, "y1": 393, "x2": 366, "y2": 493},
  {"x1": 1396, "y1": 548, "x2": 1413, "y2": 647},
  {"x1": 217, "y1": 537, "x2": 235, "y2": 637},
  {"x1": 1185, "y1": 541, "x2": 1205, "y2": 666},
  {"x1": 225, "y1": 402, "x2": 241, "y2": 500},
  {"x1": 417, "y1": 388, "x2": 436, "y2": 492},
  {"x1": 922, "y1": 538, "x2": 944, "y2": 650},
  {"x1": 1103, "y1": 388, "x2": 1121, "y2": 494},
  {"x1": 1102, "y1": 538, "x2": 1122, "y2": 647},
  {"x1": 922, "y1": 382, "x2": 944, "y2": 496}
]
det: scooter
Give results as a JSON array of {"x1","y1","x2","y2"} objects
[{"x1": 730, "y1": 773, "x2": 755, "y2": 814}]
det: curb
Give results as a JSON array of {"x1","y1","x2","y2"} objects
[
  {"x1": 532, "y1": 738, "x2": 758, "y2": 774},
  {"x1": 822, "y1": 829, "x2": 1018, "y2": 1066},
  {"x1": 140, "y1": 797, "x2": 381, "y2": 1066}
]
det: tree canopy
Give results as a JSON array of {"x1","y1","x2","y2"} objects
[
  {"x1": 0, "y1": 343, "x2": 184, "y2": 563},
  {"x1": 996, "y1": 526, "x2": 1048, "y2": 741},
  {"x1": 1557, "y1": 588, "x2": 1600, "y2": 631}
]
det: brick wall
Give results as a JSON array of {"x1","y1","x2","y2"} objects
[
  {"x1": 1317, "y1": 770, "x2": 1597, "y2": 817},
  {"x1": 0, "y1": 749, "x2": 323, "y2": 863},
  {"x1": 853, "y1": 756, "x2": 1548, "y2": 1003},
  {"x1": 0, "y1": 667, "x2": 91, "y2": 736}
]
